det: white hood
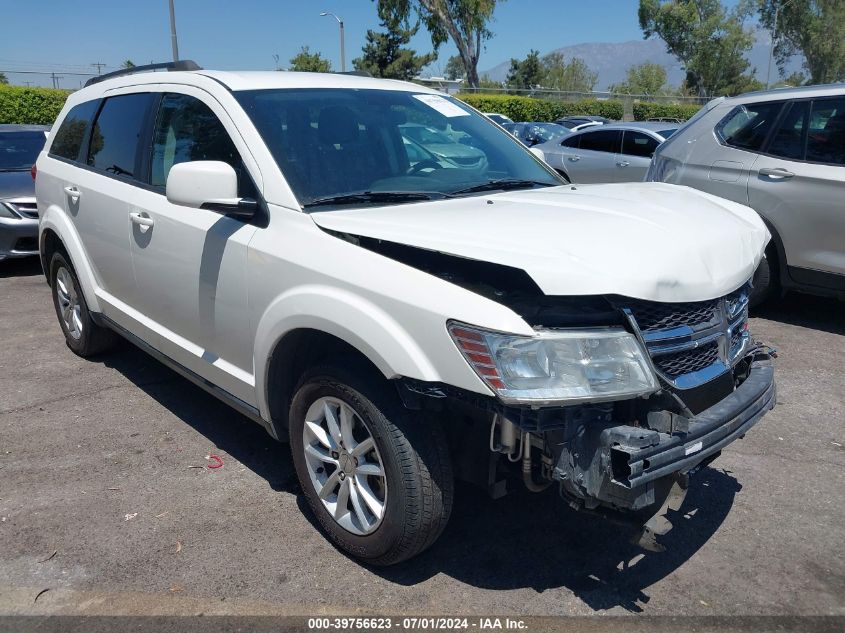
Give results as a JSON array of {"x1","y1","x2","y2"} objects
[{"x1": 311, "y1": 182, "x2": 770, "y2": 303}]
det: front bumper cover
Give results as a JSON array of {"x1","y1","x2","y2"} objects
[
  {"x1": 554, "y1": 351, "x2": 776, "y2": 512},
  {"x1": 0, "y1": 216, "x2": 39, "y2": 260}
]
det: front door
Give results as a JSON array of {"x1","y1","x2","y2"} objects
[{"x1": 128, "y1": 89, "x2": 262, "y2": 404}]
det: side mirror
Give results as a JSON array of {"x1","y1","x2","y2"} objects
[{"x1": 165, "y1": 161, "x2": 257, "y2": 219}]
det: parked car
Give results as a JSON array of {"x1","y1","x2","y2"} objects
[
  {"x1": 0, "y1": 125, "x2": 49, "y2": 261},
  {"x1": 502, "y1": 122, "x2": 570, "y2": 147},
  {"x1": 399, "y1": 123, "x2": 487, "y2": 170},
  {"x1": 36, "y1": 61, "x2": 775, "y2": 565},
  {"x1": 555, "y1": 115, "x2": 613, "y2": 129},
  {"x1": 535, "y1": 122, "x2": 679, "y2": 183},
  {"x1": 647, "y1": 84, "x2": 845, "y2": 305},
  {"x1": 483, "y1": 112, "x2": 513, "y2": 126}
]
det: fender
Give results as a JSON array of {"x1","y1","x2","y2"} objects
[
  {"x1": 253, "y1": 284, "x2": 479, "y2": 421},
  {"x1": 39, "y1": 203, "x2": 101, "y2": 314}
]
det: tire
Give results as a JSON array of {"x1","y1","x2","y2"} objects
[
  {"x1": 49, "y1": 252, "x2": 117, "y2": 357},
  {"x1": 555, "y1": 169, "x2": 571, "y2": 183},
  {"x1": 288, "y1": 361, "x2": 453, "y2": 565},
  {"x1": 749, "y1": 246, "x2": 777, "y2": 308}
]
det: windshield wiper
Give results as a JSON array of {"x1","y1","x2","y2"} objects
[
  {"x1": 303, "y1": 190, "x2": 450, "y2": 209},
  {"x1": 450, "y1": 179, "x2": 556, "y2": 195}
]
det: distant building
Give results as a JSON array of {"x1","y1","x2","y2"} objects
[{"x1": 414, "y1": 76, "x2": 464, "y2": 95}]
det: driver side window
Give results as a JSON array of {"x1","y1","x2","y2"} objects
[{"x1": 150, "y1": 93, "x2": 256, "y2": 198}]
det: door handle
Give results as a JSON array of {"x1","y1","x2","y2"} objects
[
  {"x1": 568, "y1": 155, "x2": 581, "y2": 162},
  {"x1": 129, "y1": 212, "x2": 154, "y2": 228},
  {"x1": 63, "y1": 186, "x2": 81, "y2": 200},
  {"x1": 616, "y1": 161, "x2": 630, "y2": 167},
  {"x1": 759, "y1": 167, "x2": 794, "y2": 179}
]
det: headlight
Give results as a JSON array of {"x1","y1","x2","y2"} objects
[
  {"x1": 448, "y1": 322, "x2": 657, "y2": 404},
  {"x1": 0, "y1": 203, "x2": 21, "y2": 219}
]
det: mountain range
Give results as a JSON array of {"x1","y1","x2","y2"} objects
[{"x1": 479, "y1": 34, "x2": 804, "y2": 90}]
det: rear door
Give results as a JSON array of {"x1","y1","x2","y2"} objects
[
  {"x1": 618, "y1": 130, "x2": 662, "y2": 182},
  {"x1": 748, "y1": 96, "x2": 845, "y2": 281},
  {"x1": 127, "y1": 88, "x2": 261, "y2": 403},
  {"x1": 562, "y1": 129, "x2": 621, "y2": 183}
]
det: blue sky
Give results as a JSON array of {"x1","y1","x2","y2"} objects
[{"x1": 2, "y1": 0, "x2": 656, "y2": 88}]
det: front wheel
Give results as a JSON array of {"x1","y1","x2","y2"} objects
[{"x1": 288, "y1": 362, "x2": 453, "y2": 565}]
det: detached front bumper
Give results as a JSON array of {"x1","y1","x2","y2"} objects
[
  {"x1": 554, "y1": 351, "x2": 776, "y2": 512},
  {"x1": 0, "y1": 217, "x2": 39, "y2": 260}
]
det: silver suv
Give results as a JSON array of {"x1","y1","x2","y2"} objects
[{"x1": 647, "y1": 84, "x2": 845, "y2": 305}]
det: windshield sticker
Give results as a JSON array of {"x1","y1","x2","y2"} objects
[{"x1": 412, "y1": 94, "x2": 470, "y2": 118}]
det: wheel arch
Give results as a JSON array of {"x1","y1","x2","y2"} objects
[{"x1": 39, "y1": 209, "x2": 102, "y2": 313}]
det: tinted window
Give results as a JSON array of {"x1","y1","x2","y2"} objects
[
  {"x1": 88, "y1": 93, "x2": 155, "y2": 178},
  {"x1": 806, "y1": 98, "x2": 845, "y2": 165},
  {"x1": 578, "y1": 129, "x2": 620, "y2": 153},
  {"x1": 716, "y1": 102, "x2": 783, "y2": 151},
  {"x1": 621, "y1": 131, "x2": 659, "y2": 158},
  {"x1": 150, "y1": 93, "x2": 255, "y2": 197},
  {"x1": 0, "y1": 131, "x2": 47, "y2": 170},
  {"x1": 767, "y1": 100, "x2": 809, "y2": 160},
  {"x1": 561, "y1": 135, "x2": 580, "y2": 148},
  {"x1": 50, "y1": 100, "x2": 99, "y2": 161},
  {"x1": 658, "y1": 128, "x2": 678, "y2": 138}
]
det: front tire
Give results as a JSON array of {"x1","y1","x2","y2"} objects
[
  {"x1": 49, "y1": 252, "x2": 116, "y2": 357},
  {"x1": 289, "y1": 362, "x2": 453, "y2": 565}
]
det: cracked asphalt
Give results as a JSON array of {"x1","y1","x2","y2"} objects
[{"x1": 0, "y1": 256, "x2": 843, "y2": 617}]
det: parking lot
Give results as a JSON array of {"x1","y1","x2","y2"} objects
[{"x1": 0, "y1": 255, "x2": 843, "y2": 617}]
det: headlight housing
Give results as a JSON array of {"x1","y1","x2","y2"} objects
[
  {"x1": 448, "y1": 322, "x2": 657, "y2": 405},
  {"x1": 0, "y1": 202, "x2": 21, "y2": 219}
]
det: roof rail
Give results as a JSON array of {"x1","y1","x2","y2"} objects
[{"x1": 84, "y1": 60, "x2": 202, "y2": 88}]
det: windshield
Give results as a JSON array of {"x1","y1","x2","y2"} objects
[
  {"x1": 0, "y1": 131, "x2": 46, "y2": 171},
  {"x1": 235, "y1": 88, "x2": 561, "y2": 210}
]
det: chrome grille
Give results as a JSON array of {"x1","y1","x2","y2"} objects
[
  {"x1": 626, "y1": 298, "x2": 718, "y2": 332},
  {"x1": 653, "y1": 341, "x2": 720, "y2": 378}
]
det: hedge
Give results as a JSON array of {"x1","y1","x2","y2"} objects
[
  {"x1": 0, "y1": 85, "x2": 70, "y2": 125},
  {"x1": 457, "y1": 93, "x2": 625, "y2": 122},
  {"x1": 458, "y1": 92, "x2": 703, "y2": 123}
]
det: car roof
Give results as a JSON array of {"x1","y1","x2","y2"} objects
[
  {"x1": 726, "y1": 82, "x2": 845, "y2": 105},
  {"x1": 586, "y1": 121, "x2": 678, "y2": 134},
  {"x1": 0, "y1": 124, "x2": 51, "y2": 132}
]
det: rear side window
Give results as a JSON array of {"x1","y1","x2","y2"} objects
[
  {"x1": 87, "y1": 93, "x2": 155, "y2": 178},
  {"x1": 806, "y1": 98, "x2": 845, "y2": 166},
  {"x1": 50, "y1": 100, "x2": 99, "y2": 161},
  {"x1": 622, "y1": 131, "x2": 659, "y2": 158},
  {"x1": 767, "y1": 100, "x2": 809, "y2": 160},
  {"x1": 716, "y1": 102, "x2": 783, "y2": 151},
  {"x1": 561, "y1": 135, "x2": 580, "y2": 148},
  {"x1": 578, "y1": 129, "x2": 620, "y2": 153}
]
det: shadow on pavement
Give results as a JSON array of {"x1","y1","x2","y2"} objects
[
  {"x1": 753, "y1": 291, "x2": 844, "y2": 336},
  {"x1": 97, "y1": 342, "x2": 739, "y2": 613},
  {"x1": 0, "y1": 256, "x2": 42, "y2": 278}
]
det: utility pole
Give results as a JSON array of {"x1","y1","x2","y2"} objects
[
  {"x1": 169, "y1": 0, "x2": 180, "y2": 62},
  {"x1": 766, "y1": 0, "x2": 797, "y2": 89},
  {"x1": 320, "y1": 11, "x2": 345, "y2": 72},
  {"x1": 91, "y1": 62, "x2": 106, "y2": 75},
  {"x1": 273, "y1": 54, "x2": 280, "y2": 71}
]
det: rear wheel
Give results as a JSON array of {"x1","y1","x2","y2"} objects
[
  {"x1": 750, "y1": 245, "x2": 777, "y2": 308},
  {"x1": 288, "y1": 362, "x2": 453, "y2": 565},
  {"x1": 49, "y1": 252, "x2": 116, "y2": 357}
]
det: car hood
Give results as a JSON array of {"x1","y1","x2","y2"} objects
[
  {"x1": 311, "y1": 182, "x2": 770, "y2": 303},
  {"x1": 0, "y1": 170, "x2": 35, "y2": 200}
]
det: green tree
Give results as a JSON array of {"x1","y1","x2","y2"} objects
[
  {"x1": 443, "y1": 55, "x2": 465, "y2": 80},
  {"x1": 121, "y1": 60, "x2": 136, "y2": 69},
  {"x1": 353, "y1": 16, "x2": 437, "y2": 80},
  {"x1": 610, "y1": 62, "x2": 668, "y2": 94},
  {"x1": 506, "y1": 50, "x2": 544, "y2": 90},
  {"x1": 0, "y1": 72, "x2": 8, "y2": 85},
  {"x1": 758, "y1": 0, "x2": 845, "y2": 85},
  {"x1": 773, "y1": 71, "x2": 807, "y2": 88},
  {"x1": 541, "y1": 52, "x2": 598, "y2": 92},
  {"x1": 288, "y1": 46, "x2": 332, "y2": 73},
  {"x1": 478, "y1": 74, "x2": 502, "y2": 90},
  {"x1": 638, "y1": 0, "x2": 758, "y2": 97},
  {"x1": 375, "y1": 0, "x2": 503, "y2": 88}
]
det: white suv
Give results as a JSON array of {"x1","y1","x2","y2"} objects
[{"x1": 36, "y1": 61, "x2": 776, "y2": 564}]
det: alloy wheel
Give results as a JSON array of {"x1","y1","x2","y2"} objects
[{"x1": 55, "y1": 267, "x2": 83, "y2": 340}]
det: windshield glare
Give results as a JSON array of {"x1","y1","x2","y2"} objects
[
  {"x1": 235, "y1": 88, "x2": 561, "y2": 209},
  {"x1": 0, "y1": 131, "x2": 46, "y2": 170}
]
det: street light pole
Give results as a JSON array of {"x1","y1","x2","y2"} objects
[
  {"x1": 320, "y1": 11, "x2": 345, "y2": 72},
  {"x1": 169, "y1": 0, "x2": 180, "y2": 62},
  {"x1": 766, "y1": 0, "x2": 796, "y2": 89}
]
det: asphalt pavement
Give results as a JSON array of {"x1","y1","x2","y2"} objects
[{"x1": 0, "y1": 256, "x2": 843, "y2": 617}]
